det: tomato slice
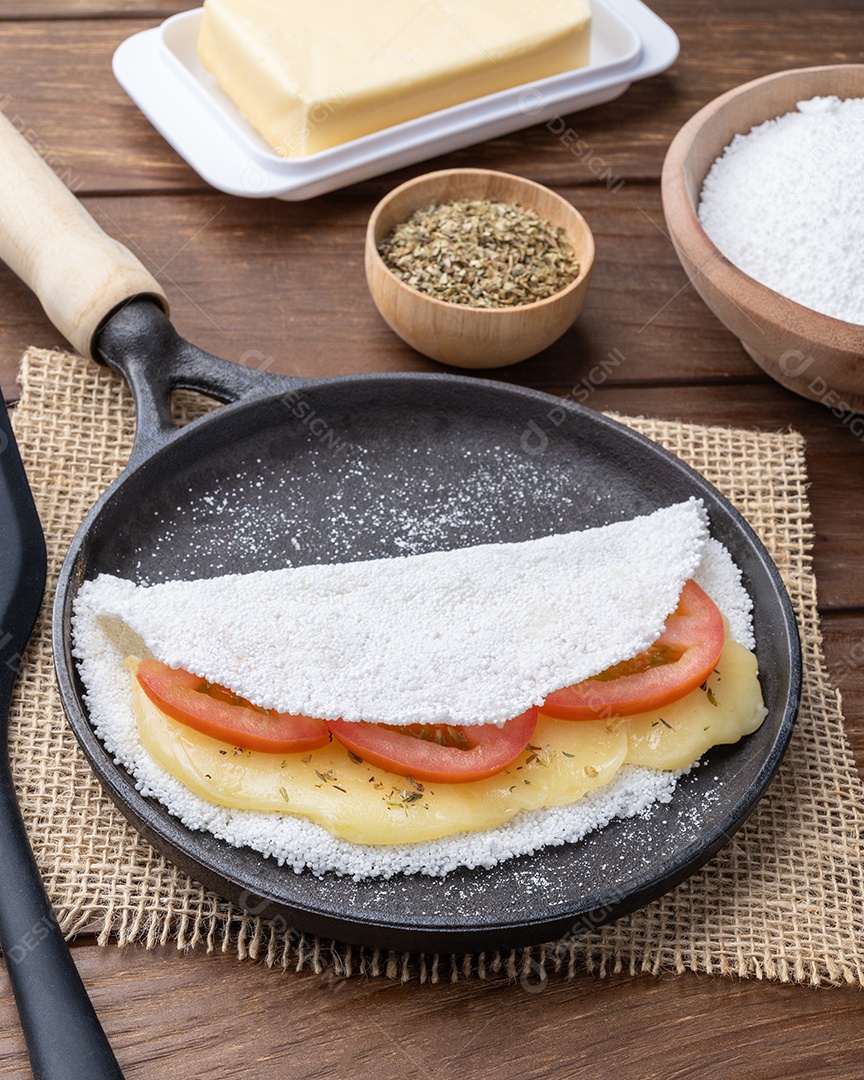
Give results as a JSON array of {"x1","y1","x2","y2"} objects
[
  {"x1": 326, "y1": 708, "x2": 539, "y2": 784},
  {"x1": 135, "y1": 658, "x2": 330, "y2": 754},
  {"x1": 541, "y1": 580, "x2": 725, "y2": 721}
]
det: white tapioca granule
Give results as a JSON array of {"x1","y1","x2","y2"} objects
[{"x1": 698, "y1": 95, "x2": 864, "y2": 325}]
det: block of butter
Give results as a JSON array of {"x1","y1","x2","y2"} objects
[{"x1": 198, "y1": 0, "x2": 592, "y2": 157}]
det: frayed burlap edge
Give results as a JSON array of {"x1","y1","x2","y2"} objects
[{"x1": 8, "y1": 348, "x2": 864, "y2": 987}]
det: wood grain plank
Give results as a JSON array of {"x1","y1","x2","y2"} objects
[
  {"x1": 0, "y1": 2, "x2": 193, "y2": 17},
  {"x1": 0, "y1": 21, "x2": 199, "y2": 194},
  {"x1": 6, "y1": 0, "x2": 864, "y2": 19},
  {"x1": 0, "y1": 184, "x2": 764, "y2": 402},
  {"x1": 1, "y1": 943, "x2": 863, "y2": 1080}
]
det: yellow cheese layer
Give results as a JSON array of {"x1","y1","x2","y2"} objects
[
  {"x1": 620, "y1": 638, "x2": 767, "y2": 770},
  {"x1": 198, "y1": 0, "x2": 592, "y2": 156},
  {"x1": 129, "y1": 636, "x2": 766, "y2": 845}
]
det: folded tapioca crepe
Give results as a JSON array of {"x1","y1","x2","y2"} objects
[
  {"x1": 70, "y1": 498, "x2": 765, "y2": 878},
  {"x1": 74, "y1": 499, "x2": 709, "y2": 727}
]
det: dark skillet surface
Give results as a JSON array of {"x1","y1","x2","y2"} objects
[{"x1": 57, "y1": 375, "x2": 800, "y2": 953}]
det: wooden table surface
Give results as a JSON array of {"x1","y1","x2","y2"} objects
[{"x1": 2, "y1": 1, "x2": 864, "y2": 1076}]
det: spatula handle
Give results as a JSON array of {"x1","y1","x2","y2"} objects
[
  {"x1": 0, "y1": 110, "x2": 168, "y2": 360},
  {"x1": 0, "y1": 755, "x2": 126, "y2": 1080}
]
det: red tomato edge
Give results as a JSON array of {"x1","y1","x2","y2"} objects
[
  {"x1": 540, "y1": 580, "x2": 725, "y2": 721},
  {"x1": 326, "y1": 708, "x2": 539, "y2": 784},
  {"x1": 135, "y1": 658, "x2": 330, "y2": 754}
]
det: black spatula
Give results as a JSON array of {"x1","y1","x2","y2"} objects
[{"x1": 0, "y1": 394, "x2": 123, "y2": 1079}]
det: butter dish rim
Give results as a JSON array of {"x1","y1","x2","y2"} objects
[{"x1": 113, "y1": 0, "x2": 679, "y2": 200}]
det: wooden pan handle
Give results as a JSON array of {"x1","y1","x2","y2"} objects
[{"x1": 0, "y1": 110, "x2": 168, "y2": 359}]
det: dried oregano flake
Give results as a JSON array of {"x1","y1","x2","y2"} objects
[{"x1": 378, "y1": 198, "x2": 580, "y2": 308}]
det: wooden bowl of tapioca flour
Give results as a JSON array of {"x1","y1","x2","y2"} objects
[{"x1": 662, "y1": 65, "x2": 864, "y2": 412}]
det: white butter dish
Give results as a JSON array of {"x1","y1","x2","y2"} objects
[{"x1": 113, "y1": 0, "x2": 678, "y2": 201}]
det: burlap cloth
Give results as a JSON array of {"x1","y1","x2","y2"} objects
[{"x1": 8, "y1": 346, "x2": 864, "y2": 987}]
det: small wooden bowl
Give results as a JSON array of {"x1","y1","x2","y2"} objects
[
  {"x1": 365, "y1": 168, "x2": 594, "y2": 368},
  {"x1": 662, "y1": 65, "x2": 864, "y2": 411}
]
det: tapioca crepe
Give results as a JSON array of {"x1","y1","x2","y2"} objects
[
  {"x1": 68, "y1": 499, "x2": 765, "y2": 878},
  {"x1": 73, "y1": 500, "x2": 711, "y2": 727}
]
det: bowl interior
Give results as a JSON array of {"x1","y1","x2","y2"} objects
[
  {"x1": 369, "y1": 168, "x2": 594, "y2": 295},
  {"x1": 663, "y1": 63, "x2": 864, "y2": 400},
  {"x1": 681, "y1": 64, "x2": 864, "y2": 211}
]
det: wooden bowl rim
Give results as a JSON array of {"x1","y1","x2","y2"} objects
[
  {"x1": 365, "y1": 167, "x2": 595, "y2": 319},
  {"x1": 661, "y1": 64, "x2": 864, "y2": 348}
]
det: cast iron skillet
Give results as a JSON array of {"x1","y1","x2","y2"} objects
[{"x1": 1, "y1": 113, "x2": 801, "y2": 954}]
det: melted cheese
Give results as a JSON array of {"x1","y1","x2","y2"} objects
[
  {"x1": 131, "y1": 669, "x2": 625, "y2": 845},
  {"x1": 198, "y1": 0, "x2": 591, "y2": 155},
  {"x1": 127, "y1": 635, "x2": 766, "y2": 846},
  {"x1": 619, "y1": 638, "x2": 767, "y2": 770}
]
